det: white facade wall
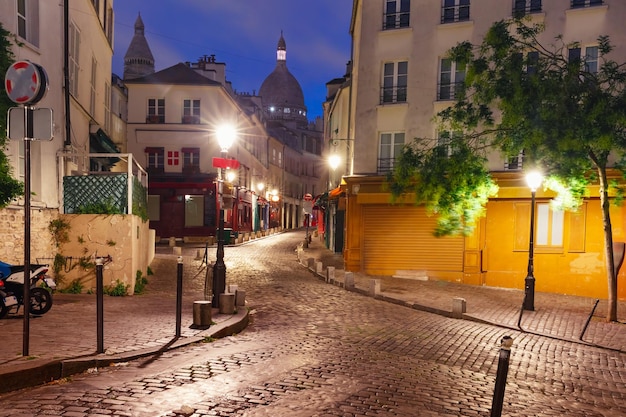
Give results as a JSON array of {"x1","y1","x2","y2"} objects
[{"x1": 351, "y1": 0, "x2": 625, "y2": 175}]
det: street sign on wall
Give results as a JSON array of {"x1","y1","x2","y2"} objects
[
  {"x1": 7, "y1": 107, "x2": 54, "y2": 140},
  {"x1": 4, "y1": 60, "x2": 48, "y2": 105}
]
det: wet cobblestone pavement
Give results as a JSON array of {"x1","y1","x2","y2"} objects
[{"x1": 0, "y1": 230, "x2": 624, "y2": 416}]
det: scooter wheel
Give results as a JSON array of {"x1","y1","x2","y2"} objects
[
  {"x1": 30, "y1": 287, "x2": 52, "y2": 315},
  {"x1": 0, "y1": 298, "x2": 8, "y2": 319}
]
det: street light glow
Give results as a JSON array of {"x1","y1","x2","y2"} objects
[
  {"x1": 216, "y1": 124, "x2": 237, "y2": 153},
  {"x1": 526, "y1": 171, "x2": 543, "y2": 192},
  {"x1": 329, "y1": 154, "x2": 341, "y2": 170},
  {"x1": 225, "y1": 170, "x2": 236, "y2": 182}
]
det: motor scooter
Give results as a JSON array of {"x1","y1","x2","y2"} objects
[{"x1": 0, "y1": 261, "x2": 56, "y2": 319}]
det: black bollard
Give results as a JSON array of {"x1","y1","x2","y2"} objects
[
  {"x1": 175, "y1": 256, "x2": 183, "y2": 338},
  {"x1": 490, "y1": 335, "x2": 513, "y2": 417},
  {"x1": 96, "y1": 258, "x2": 104, "y2": 354}
]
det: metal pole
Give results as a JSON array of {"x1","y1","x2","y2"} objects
[
  {"x1": 96, "y1": 258, "x2": 104, "y2": 354},
  {"x1": 523, "y1": 189, "x2": 536, "y2": 311},
  {"x1": 490, "y1": 336, "x2": 513, "y2": 417},
  {"x1": 175, "y1": 256, "x2": 183, "y2": 337},
  {"x1": 213, "y1": 166, "x2": 226, "y2": 308},
  {"x1": 22, "y1": 106, "x2": 33, "y2": 356}
]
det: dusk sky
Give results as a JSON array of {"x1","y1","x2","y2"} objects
[{"x1": 112, "y1": 0, "x2": 354, "y2": 120}]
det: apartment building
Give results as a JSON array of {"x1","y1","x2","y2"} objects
[
  {"x1": 338, "y1": 0, "x2": 626, "y2": 299},
  {"x1": 0, "y1": 0, "x2": 116, "y2": 263}
]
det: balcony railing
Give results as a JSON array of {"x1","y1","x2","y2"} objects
[
  {"x1": 437, "y1": 82, "x2": 465, "y2": 101},
  {"x1": 377, "y1": 158, "x2": 396, "y2": 175},
  {"x1": 383, "y1": 11, "x2": 410, "y2": 30},
  {"x1": 441, "y1": 3, "x2": 470, "y2": 24},
  {"x1": 513, "y1": 0, "x2": 542, "y2": 16},
  {"x1": 146, "y1": 115, "x2": 164, "y2": 124},
  {"x1": 380, "y1": 86, "x2": 407, "y2": 104},
  {"x1": 571, "y1": 0, "x2": 603, "y2": 8}
]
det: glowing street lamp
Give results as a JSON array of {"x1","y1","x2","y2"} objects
[
  {"x1": 213, "y1": 124, "x2": 236, "y2": 308},
  {"x1": 523, "y1": 171, "x2": 543, "y2": 311}
]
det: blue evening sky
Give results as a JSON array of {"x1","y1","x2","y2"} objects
[{"x1": 112, "y1": 0, "x2": 354, "y2": 120}]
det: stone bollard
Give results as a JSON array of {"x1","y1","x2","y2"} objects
[
  {"x1": 326, "y1": 266, "x2": 335, "y2": 284},
  {"x1": 452, "y1": 297, "x2": 467, "y2": 319},
  {"x1": 369, "y1": 279, "x2": 380, "y2": 296},
  {"x1": 235, "y1": 290, "x2": 246, "y2": 306},
  {"x1": 219, "y1": 293, "x2": 236, "y2": 314},
  {"x1": 193, "y1": 301, "x2": 212, "y2": 327},
  {"x1": 344, "y1": 272, "x2": 355, "y2": 290},
  {"x1": 316, "y1": 261, "x2": 324, "y2": 275}
]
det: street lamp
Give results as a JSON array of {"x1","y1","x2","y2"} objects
[
  {"x1": 328, "y1": 154, "x2": 341, "y2": 188},
  {"x1": 524, "y1": 171, "x2": 543, "y2": 311},
  {"x1": 213, "y1": 124, "x2": 236, "y2": 308}
]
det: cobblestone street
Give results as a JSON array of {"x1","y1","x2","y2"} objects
[{"x1": 0, "y1": 230, "x2": 624, "y2": 416}]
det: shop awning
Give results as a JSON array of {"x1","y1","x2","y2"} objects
[{"x1": 329, "y1": 186, "x2": 344, "y2": 199}]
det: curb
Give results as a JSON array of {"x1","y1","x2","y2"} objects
[{"x1": 0, "y1": 309, "x2": 249, "y2": 394}]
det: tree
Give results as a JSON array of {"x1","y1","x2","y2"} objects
[
  {"x1": 390, "y1": 18, "x2": 626, "y2": 321},
  {"x1": 0, "y1": 22, "x2": 24, "y2": 206}
]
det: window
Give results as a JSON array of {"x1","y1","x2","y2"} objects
[
  {"x1": 536, "y1": 203, "x2": 564, "y2": 247},
  {"x1": 381, "y1": 61, "x2": 408, "y2": 104},
  {"x1": 145, "y1": 147, "x2": 164, "y2": 170},
  {"x1": 167, "y1": 151, "x2": 179, "y2": 166},
  {"x1": 513, "y1": 0, "x2": 542, "y2": 16},
  {"x1": 182, "y1": 99, "x2": 200, "y2": 124},
  {"x1": 182, "y1": 148, "x2": 200, "y2": 169},
  {"x1": 184, "y1": 195, "x2": 204, "y2": 227},
  {"x1": 438, "y1": 58, "x2": 466, "y2": 100},
  {"x1": 16, "y1": 0, "x2": 39, "y2": 46},
  {"x1": 571, "y1": 0, "x2": 603, "y2": 8},
  {"x1": 384, "y1": 0, "x2": 410, "y2": 30},
  {"x1": 378, "y1": 132, "x2": 405, "y2": 174},
  {"x1": 504, "y1": 151, "x2": 525, "y2": 170},
  {"x1": 437, "y1": 131, "x2": 462, "y2": 156},
  {"x1": 442, "y1": 0, "x2": 470, "y2": 24},
  {"x1": 147, "y1": 195, "x2": 160, "y2": 221},
  {"x1": 69, "y1": 22, "x2": 80, "y2": 96},
  {"x1": 90, "y1": 57, "x2": 97, "y2": 116},
  {"x1": 569, "y1": 46, "x2": 599, "y2": 74},
  {"x1": 147, "y1": 98, "x2": 165, "y2": 123},
  {"x1": 104, "y1": 82, "x2": 111, "y2": 133}
]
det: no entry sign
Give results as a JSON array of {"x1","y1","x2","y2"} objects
[{"x1": 4, "y1": 60, "x2": 48, "y2": 105}]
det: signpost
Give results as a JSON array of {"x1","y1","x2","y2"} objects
[{"x1": 4, "y1": 60, "x2": 51, "y2": 356}]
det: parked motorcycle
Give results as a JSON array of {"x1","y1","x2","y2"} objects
[{"x1": 0, "y1": 261, "x2": 56, "y2": 319}]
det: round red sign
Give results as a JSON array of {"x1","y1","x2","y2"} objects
[{"x1": 4, "y1": 60, "x2": 48, "y2": 104}]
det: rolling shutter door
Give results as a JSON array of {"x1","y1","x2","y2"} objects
[{"x1": 363, "y1": 205, "x2": 464, "y2": 275}]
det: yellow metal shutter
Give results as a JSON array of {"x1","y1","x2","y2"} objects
[{"x1": 362, "y1": 205, "x2": 464, "y2": 275}]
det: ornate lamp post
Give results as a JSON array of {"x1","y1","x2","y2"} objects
[
  {"x1": 212, "y1": 125, "x2": 236, "y2": 308},
  {"x1": 523, "y1": 171, "x2": 543, "y2": 311}
]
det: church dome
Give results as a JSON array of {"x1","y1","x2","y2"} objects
[
  {"x1": 123, "y1": 13, "x2": 155, "y2": 80},
  {"x1": 259, "y1": 33, "x2": 307, "y2": 123}
]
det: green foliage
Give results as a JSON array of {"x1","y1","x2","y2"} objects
[
  {"x1": 134, "y1": 270, "x2": 148, "y2": 294},
  {"x1": 438, "y1": 17, "x2": 626, "y2": 321},
  {"x1": 75, "y1": 199, "x2": 123, "y2": 215},
  {"x1": 0, "y1": 23, "x2": 24, "y2": 207},
  {"x1": 132, "y1": 178, "x2": 149, "y2": 221},
  {"x1": 59, "y1": 279, "x2": 84, "y2": 294},
  {"x1": 106, "y1": 239, "x2": 116, "y2": 247},
  {"x1": 105, "y1": 280, "x2": 129, "y2": 296},
  {"x1": 147, "y1": 266, "x2": 154, "y2": 276},
  {"x1": 78, "y1": 257, "x2": 95, "y2": 270},
  {"x1": 388, "y1": 137, "x2": 498, "y2": 236},
  {"x1": 49, "y1": 219, "x2": 71, "y2": 247}
]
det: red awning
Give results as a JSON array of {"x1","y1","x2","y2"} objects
[{"x1": 329, "y1": 186, "x2": 343, "y2": 199}]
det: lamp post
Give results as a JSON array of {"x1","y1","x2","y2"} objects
[
  {"x1": 524, "y1": 171, "x2": 543, "y2": 311},
  {"x1": 213, "y1": 125, "x2": 236, "y2": 308}
]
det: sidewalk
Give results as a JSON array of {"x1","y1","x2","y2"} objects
[
  {"x1": 299, "y1": 238, "x2": 626, "y2": 354},
  {"x1": 0, "y1": 250, "x2": 248, "y2": 394}
]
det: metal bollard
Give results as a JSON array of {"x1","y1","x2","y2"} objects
[
  {"x1": 490, "y1": 335, "x2": 513, "y2": 417},
  {"x1": 175, "y1": 256, "x2": 183, "y2": 338},
  {"x1": 96, "y1": 258, "x2": 104, "y2": 354}
]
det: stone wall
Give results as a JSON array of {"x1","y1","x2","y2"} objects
[{"x1": 0, "y1": 206, "x2": 58, "y2": 265}]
